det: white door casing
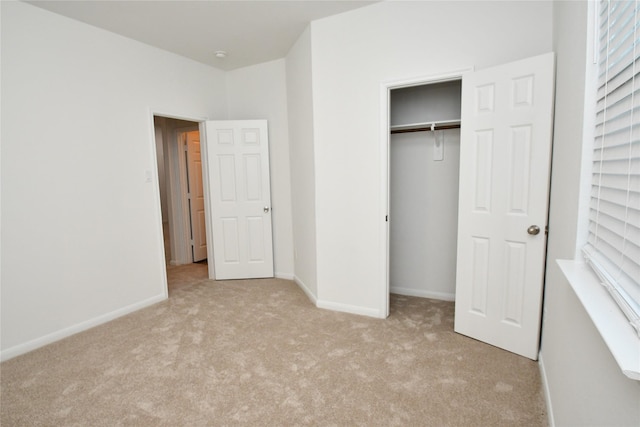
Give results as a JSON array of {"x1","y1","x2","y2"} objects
[
  {"x1": 454, "y1": 53, "x2": 555, "y2": 360},
  {"x1": 380, "y1": 69, "x2": 471, "y2": 319},
  {"x1": 205, "y1": 120, "x2": 274, "y2": 280},
  {"x1": 186, "y1": 131, "x2": 207, "y2": 262}
]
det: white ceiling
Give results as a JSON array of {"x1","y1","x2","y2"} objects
[{"x1": 27, "y1": 0, "x2": 378, "y2": 71}]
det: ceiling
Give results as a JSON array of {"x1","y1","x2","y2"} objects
[{"x1": 27, "y1": 0, "x2": 378, "y2": 71}]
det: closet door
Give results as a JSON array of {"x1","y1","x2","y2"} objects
[{"x1": 454, "y1": 53, "x2": 554, "y2": 360}]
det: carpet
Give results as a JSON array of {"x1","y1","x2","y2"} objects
[{"x1": 0, "y1": 277, "x2": 547, "y2": 426}]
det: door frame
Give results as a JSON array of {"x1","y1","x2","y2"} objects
[
  {"x1": 379, "y1": 68, "x2": 472, "y2": 318},
  {"x1": 148, "y1": 110, "x2": 215, "y2": 292}
]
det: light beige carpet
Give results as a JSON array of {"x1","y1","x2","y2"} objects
[{"x1": 1, "y1": 272, "x2": 547, "y2": 426}]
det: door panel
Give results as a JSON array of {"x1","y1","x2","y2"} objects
[
  {"x1": 205, "y1": 120, "x2": 274, "y2": 280},
  {"x1": 455, "y1": 53, "x2": 555, "y2": 360},
  {"x1": 186, "y1": 131, "x2": 207, "y2": 262}
]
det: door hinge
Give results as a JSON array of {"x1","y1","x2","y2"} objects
[{"x1": 386, "y1": 215, "x2": 388, "y2": 222}]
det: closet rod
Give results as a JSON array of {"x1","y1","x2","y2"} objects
[{"x1": 390, "y1": 123, "x2": 461, "y2": 134}]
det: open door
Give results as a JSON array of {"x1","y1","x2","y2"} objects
[
  {"x1": 185, "y1": 130, "x2": 207, "y2": 262},
  {"x1": 454, "y1": 53, "x2": 555, "y2": 360},
  {"x1": 204, "y1": 120, "x2": 274, "y2": 280}
]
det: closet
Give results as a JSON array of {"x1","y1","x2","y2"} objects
[{"x1": 389, "y1": 80, "x2": 462, "y2": 301}]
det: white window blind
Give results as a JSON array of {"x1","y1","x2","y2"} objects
[{"x1": 583, "y1": 0, "x2": 640, "y2": 337}]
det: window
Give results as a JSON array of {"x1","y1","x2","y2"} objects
[{"x1": 583, "y1": 0, "x2": 640, "y2": 337}]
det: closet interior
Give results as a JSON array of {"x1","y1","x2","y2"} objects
[{"x1": 389, "y1": 80, "x2": 462, "y2": 301}]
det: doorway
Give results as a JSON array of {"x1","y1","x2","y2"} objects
[
  {"x1": 380, "y1": 70, "x2": 467, "y2": 319},
  {"x1": 388, "y1": 79, "x2": 462, "y2": 304},
  {"x1": 153, "y1": 115, "x2": 208, "y2": 288},
  {"x1": 152, "y1": 116, "x2": 276, "y2": 288}
]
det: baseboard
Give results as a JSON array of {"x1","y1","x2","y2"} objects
[
  {"x1": 0, "y1": 294, "x2": 167, "y2": 362},
  {"x1": 390, "y1": 286, "x2": 455, "y2": 301},
  {"x1": 538, "y1": 352, "x2": 556, "y2": 427},
  {"x1": 294, "y1": 275, "x2": 317, "y2": 304},
  {"x1": 316, "y1": 299, "x2": 383, "y2": 318},
  {"x1": 275, "y1": 272, "x2": 295, "y2": 281}
]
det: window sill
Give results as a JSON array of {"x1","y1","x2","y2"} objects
[{"x1": 557, "y1": 259, "x2": 640, "y2": 381}]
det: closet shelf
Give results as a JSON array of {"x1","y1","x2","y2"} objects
[{"x1": 390, "y1": 119, "x2": 461, "y2": 134}]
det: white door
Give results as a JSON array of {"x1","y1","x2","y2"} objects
[
  {"x1": 204, "y1": 120, "x2": 274, "y2": 280},
  {"x1": 454, "y1": 53, "x2": 555, "y2": 360},
  {"x1": 186, "y1": 131, "x2": 207, "y2": 262}
]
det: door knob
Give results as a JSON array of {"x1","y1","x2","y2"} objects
[
  {"x1": 264, "y1": 206, "x2": 270, "y2": 213},
  {"x1": 527, "y1": 225, "x2": 540, "y2": 235}
]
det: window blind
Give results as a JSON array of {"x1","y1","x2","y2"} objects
[{"x1": 583, "y1": 0, "x2": 640, "y2": 337}]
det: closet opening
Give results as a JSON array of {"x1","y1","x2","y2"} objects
[
  {"x1": 383, "y1": 55, "x2": 554, "y2": 358},
  {"x1": 388, "y1": 78, "x2": 462, "y2": 309}
]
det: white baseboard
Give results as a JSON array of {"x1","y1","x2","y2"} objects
[
  {"x1": 294, "y1": 275, "x2": 317, "y2": 304},
  {"x1": 275, "y1": 272, "x2": 295, "y2": 281},
  {"x1": 390, "y1": 286, "x2": 455, "y2": 301},
  {"x1": 316, "y1": 299, "x2": 383, "y2": 318},
  {"x1": 0, "y1": 294, "x2": 167, "y2": 362},
  {"x1": 538, "y1": 352, "x2": 555, "y2": 427}
]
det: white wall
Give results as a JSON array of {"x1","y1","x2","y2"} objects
[
  {"x1": 0, "y1": 1, "x2": 226, "y2": 358},
  {"x1": 540, "y1": 1, "x2": 640, "y2": 425},
  {"x1": 390, "y1": 129, "x2": 460, "y2": 300},
  {"x1": 285, "y1": 27, "x2": 318, "y2": 299},
  {"x1": 310, "y1": 1, "x2": 553, "y2": 315},
  {"x1": 225, "y1": 59, "x2": 294, "y2": 279}
]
